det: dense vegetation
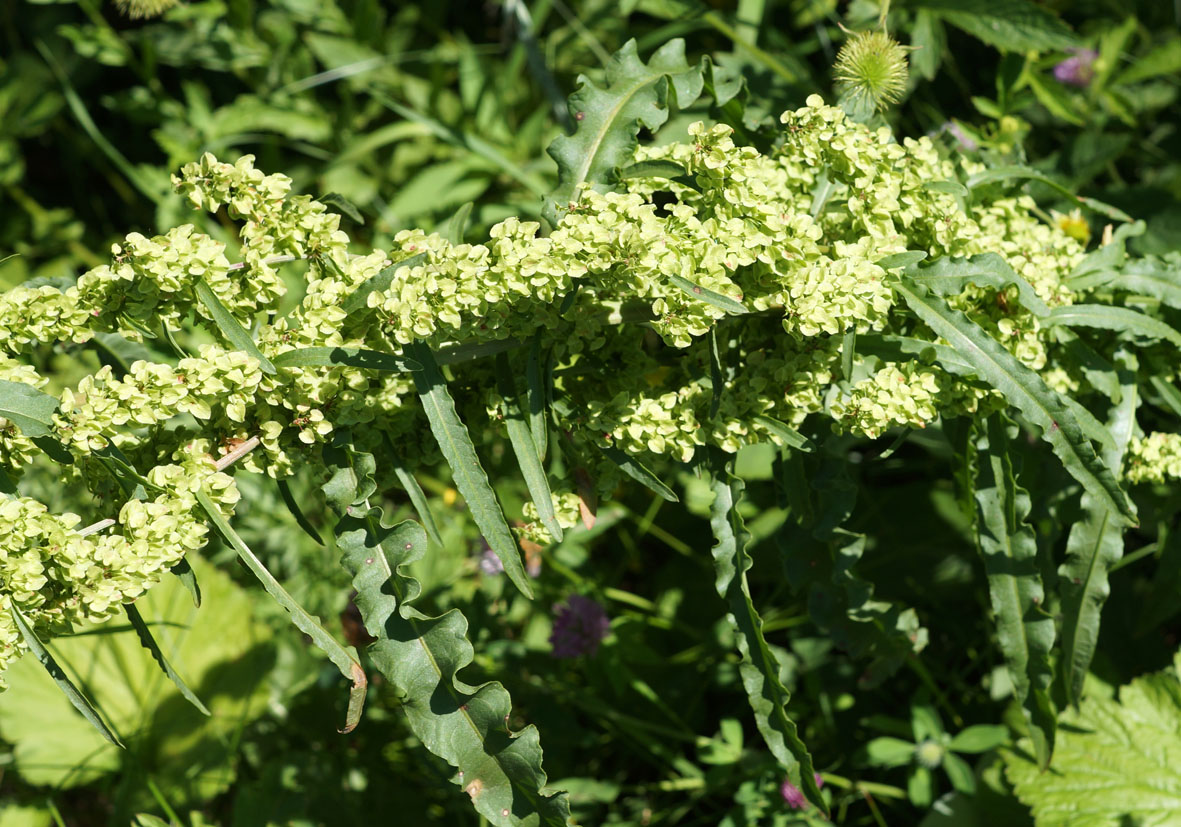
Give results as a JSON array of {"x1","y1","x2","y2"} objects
[{"x1": 1, "y1": 1, "x2": 1180, "y2": 825}]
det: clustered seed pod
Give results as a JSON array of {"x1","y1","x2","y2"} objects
[{"x1": 833, "y1": 30, "x2": 911, "y2": 116}]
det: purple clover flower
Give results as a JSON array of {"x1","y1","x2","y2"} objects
[
  {"x1": 781, "y1": 774, "x2": 824, "y2": 810},
  {"x1": 1054, "y1": 48, "x2": 1098, "y2": 88},
  {"x1": 549, "y1": 595, "x2": 609, "y2": 658}
]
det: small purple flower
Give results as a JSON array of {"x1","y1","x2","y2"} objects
[
  {"x1": 549, "y1": 595, "x2": 609, "y2": 658},
  {"x1": 944, "y1": 121, "x2": 978, "y2": 152},
  {"x1": 781, "y1": 774, "x2": 824, "y2": 810},
  {"x1": 1054, "y1": 48, "x2": 1098, "y2": 88},
  {"x1": 479, "y1": 546, "x2": 504, "y2": 575}
]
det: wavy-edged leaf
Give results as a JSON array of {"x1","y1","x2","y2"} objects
[
  {"x1": 909, "y1": 0, "x2": 1077, "y2": 52},
  {"x1": 193, "y1": 279, "x2": 276, "y2": 375},
  {"x1": 9, "y1": 602, "x2": 123, "y2": 748},
  {"x1": 341, "y1": 252, "x2": 429, "y2": 316},
  {"x1": 707, "y1": 451, "x2": 824, "y2": 814},
  {"x1": 544, "y1": 38, "x2": 705, "y2": 226},
  {"x1": 1058, "y1": 351, "x2": 1138, "y2": 708},
  {"x1": 895, "y1": 279, "x2": 1135, "y2": 526},
  {"x1": 975, "y1": 416, "x2": 1056, "y2": 768},
  {"x1": 965, "y1": 165, "x2": 1131, "y2": 223},
  {"x1": 1041, "y1": 304, "x2": 1181, "y2": 348},
  {"x1": 754, "y1": 415, "x2": 815, "y2": 453},
  {"x1": 857, "y1": 334, "x2": 972, "y2": 374},
  {"x1": 1093, "y1": 257, "x2": 1181, "y2": 311},
  {"x1": 337, "y1": 509, "x2": 571, "y2": 826},
  {"x1": 595, "y1": 443, "x2": 678, "y2": 502},
  {"x1": 406, "y1": 341, "x2": 533, "y2": 598},
  {"x1": 666, "y1": 272, "x2": 749, "y2": 315},
  {"x1": 0, "y1": 380, "x2": 59, "y2": 437},
  {"x1": 124, "y1": 603, "x2": 210, "y2": 717},
  {"x1": 903, "y1": 253, "x2": 1050, "y2": 317},
  {"x1": 195, "y1": 491, "x2": 366, "y2": 732},
  {"x1": 271, "y1": 346, "x2": 421, "y2": 373},
  {"x1": 496, "y1": 352, "x2": 562, "y2": 543}
]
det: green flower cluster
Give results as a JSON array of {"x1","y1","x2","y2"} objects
[{"x1": 1126, "y1": 433, "x2": 1181, "y2": 484}]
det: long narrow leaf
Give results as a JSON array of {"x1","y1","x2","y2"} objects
[
  {"x1": 904, "y1": 254, "x2": 1050, "y2": 317},
  {"x1": 271, "y1": 347, "x2": 421, "y2": 373},
  {"x1": 975, "y1": 417, "x2": 1056, "y2": 768},
  {"x1": 392, "y1": 462, "x2": 444, "y2": 548},
  {"x1": 341, "y1": 252, "x2": 429, "y2": 315},
  {"x1": 124, "y1": 603, "x2": 211, "y2": 716},
  {"x1": 526, "y1": 335, "x2": 548, "y2": 460},
  {"x1": 1058, "y1": 352, "x2": 1138, "y2": 708},
  {"x1": 965, "y1": 165, "x2": 1132, "y2": 222},
  {"x1": 1041, "y1": 304, "x2": 1181, "y2": 348},
  {"x1": 405, "y1": 341, "x2": 534, "y2": 598},
  {"x1": 277, "y1": 478, "x2": 325, "y2": 545},
  {"x1": 9, "y1": 602, "x2": 124, "y2": 747},
  {"x1": 707, "y1": 452, "x2": 824, "y2": 814},
  {"x1": 666, "y1": 273, "x2": 749, "y2": 316},
  {"x1": 195, "y1": 491, "x2": 367, "y2": 731},
  {"x1": 895, "y1": 280, "x2": 1135, "y2": 525},
  {"x1": 337, "y1": 509, "x2": 571, "y2": 825},
  {"x1": 596, "y1": 443, "x2": 678, "y2": 502},
  {"x1": 170, "y1": 558, "x2": 201, "y2": 608},
  {"x1": 193, "y1": 280, "x2": 276, "y2": 375},
  {"x1": 496, "y1": 352, "x2": 563, "y2": 543}
]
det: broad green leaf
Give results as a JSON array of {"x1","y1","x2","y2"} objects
[
  {"x1": 195, "y1": 491, "x2": 367, "y2": 731},
  {"x1": 193, "y1": 279, "x2": 276, "y2": 375},
  {"x1": 903, "y1": 254, "x2": 1050, "y2": 317},
  {"x1": 942, "y1": 752, "x2": 976, "y2": 794},
  {"x1": 0, "y1": 380, "x2": 59, "y2": 437},
  {"x1": 666, "y1": 272, "x2": 749, "y2": 315},
  {"x1": 965, "y1": 166, "x2": 1132, "y2": 223},
  {"x1": 895, "y1": 280, "x2": 1135, "y2": 526},
  {"x1": 1004, "y1": 663, "x2": 1181, "y2": 825},
  {"x1": 0, "y1": 556, "x2": 272, "y2": 799},
  {"x1": 337, "y1": 510, "x2": 571, "y2": 826},
  {"x1": 948, "y1": 724, "x2": 1009, "y2": 753},
  {"x1": 596, "y1": 443, "x2": 678, "y2": 502},
  {"x1": 1042, "y1": 304, "x2": 1181, "y2": 348},
  {"x1": 271, "y1": 346, "x2": 421, "y2": 372},
  {"x1": 544, "y1": 38, "x2": 706, "y2": 226},
  {"x1": 9, "y1": 602, "x2": 123, "y2": 748},
  {"x1": 1058, "y1": 352, "x2": 1138, "y2": 708},
  {"x1": 909, "y1": 0, "x2": 1077, "y2": 52},
  {"x1": 975, "y1": 417, "x2": 1056, "y2": 768},
  {"x1": 125, "y1": 603, "x2": 210, "y2": 717},
  {"x1": 405, "y1": 341, "x2": 534, "y2": 598},
  {"x1": 496, "y1": 352, "x2": 563, "y2": 543},
  {"x1": 341, "y1": 252, "x2": 428, "y2": 315},
  {"x1": 707, "y1": 451, "x2": 824, "y2": 814},
  {"x1": 864, "y1": 737, "x2": 917, "y2": 768}
]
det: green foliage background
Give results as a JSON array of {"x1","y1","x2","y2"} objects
[{"x1": 1, "y1": 1, "x2": 1180, "y2": 825}]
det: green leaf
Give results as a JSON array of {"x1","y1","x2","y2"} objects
[
  {"x1": 666, "y1": 272, "x2": 749, "y2": 316},
  {"x1": 1150, "y1": 376, "x2": 1181, "y2": 420},
  {"x1": 1058, "y1": 352, "x2": 1138, "y2": 708},
  {"x1": 337, "y1": 510, "x2": 571, "y2": 826},
  {"x1": 1114, "y1": 38, "x2": 1181, "y2": 86},
  {"x1": 0, "y1": 380, "x2": 59, "y2": 437},
  {"x1": 170, "y1": 558, "x2": 201, "y2": 608},
  {"x1": 319, "y1": 192, "x2": 365, "y2": 224},
  {"x1": 496, "y1": 352, "x2": 563, "y2": 543},
  {"x1": 618, "y1": 160, "x2": 689, "y2": 181},
  {"x1": 341, "y1": 252, "x2": 429, "y2": 316},
  {"x1": 526, "y1": 335, "x2": 549, "y2": 460},
  {"x1": 975, "y1": 416, "x2": 1056, "y2": 768},
  {"x1": 903, "y1": 254, "x2": 1050, "y2": 317},
  {"x1": 1041, "y1": 304, "x2": 1181, "y2": 348},
  {"x1": 707, "y1": 451, "x2": 824, "y2": 815},
  {"x1": 1094, "y1": 257, "x2": 1181, "y2": 311},
  {"x1": 709, "y1": 329, "x2": 724, "y2": 419},
  {"x1": 949, "y1": 724, "x2": 1009, "y2": 754},
  {"x1": 392, "y1": 461, "x2": 444, "y2": 548},
  {"x1": 753, "y1": 415, "x2": 815, "y2": 453},
  {"x1": 193, "y1": 279, "x2": 276, "y2": 375},
  {"x1": 864, "y1": 737, "x2": 917, "y2": 768},
  {"x1": 965, "y1": 166, "x2": 1132, "y2": 223},
  {"x1": 405, "y1": 341, "x2": 534, "y2": 598},
  {"x1": 195, "y1": 491, "x2": 367, "y2": 732},
  {"x1": 1135, "y1": 529, "x2": 1181, "y2": 636},
  {"x1": 942, "y1": 751, "x2": 976, "y2": 794},
  {"x1": 876, "y1": 251, "x2": 928, "y2": 270},
  {"x1": 271, "y1": 346, "x2": 421, "y2": 372},
  {"x1": 1004, "y1": 663, "x2": 1181, "y2": 824},
  {"x1": 595, "y1": 443, "x2": 678, "y2": 502},
  {"x1": 124, "y1": 603, "x2": 210, "y2": 717},
  {"x1": 9, "y1": 602, "x2": 124, "y2": 749},
  {"x1": 909, "y1": 0, "x2": 1077, "y2": 52},
  {"x1": 895, "y1": 279, "x2": 1135, "y2": 526},
  {"x1": 277, "y1": 478, "x2": 324, "y2": 546},
  {"x1": 446, "y1": 201, "x2": 474, "y2": 245},
  {"x1": 544, "y1": 38, "x2": 706, "y2": 226}
]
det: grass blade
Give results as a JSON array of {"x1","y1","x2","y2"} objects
[
  {"x1": 125, "y1": 603, "x2": 211, "y2": 717},
  {"x1": 9, "y1": 602, "x2": 124, "y2": 748},
  {"x1": 405, "y1": 341, "x2": 534, "y2": 598}
]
